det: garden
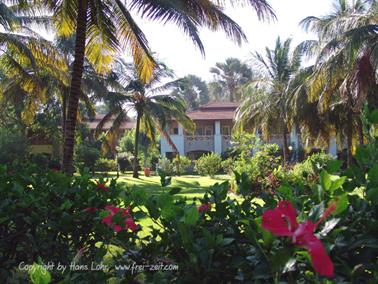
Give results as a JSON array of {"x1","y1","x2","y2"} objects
[
  {"x1": 2, "y1": 109, "x2": 378, "y2": 283},
  {"x1": 0, "y1": 0, "x2": 377, "y2": 283}
]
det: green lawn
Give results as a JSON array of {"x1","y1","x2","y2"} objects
[{"x1": 96, "y1": 171, "x2": 230, "y2": 199}]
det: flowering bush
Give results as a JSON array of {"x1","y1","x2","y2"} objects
[
  {"x1": 1, "y1": 109, "x2": 377, "y2": 283},
  {"x1": 0, "y1": 165, "x2": 140, "y2": 283}
]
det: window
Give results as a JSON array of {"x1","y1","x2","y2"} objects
[
  {"x1": 170, "y1": 127, "x2": 179, "y2": 135},
  {"x1": 205, "y1": 126, "x2": 213, "y2": 136},
  {"x1": 222, "y1": 126, "x2": 230, "y2": 135},
  {"x1": 195, "y1": 128, "x2": 203, "y2": 136}
]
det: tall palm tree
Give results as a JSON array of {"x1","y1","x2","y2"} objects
[
  {"x1": 96, "y1": 60, "x2": 195, "y2": 178},
  {"x1": 209, "y1": 58, "x2": 253, "y2": 102},
  {"x1": 299, "y1": 0, "x2": 377, "y2": 165},
  {"x1": 171, "y1": 75, "x2": 209, "y2": 110},
  {"x1": 241, "y1": 37, "x2": 302, "y2": 164},
  {"x1": 37, "y1": 0, "x2": 275, "y2": 173}
]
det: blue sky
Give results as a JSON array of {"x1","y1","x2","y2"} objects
[{"x1": 132, "y1": 0, "x2": 335, "y2": 81}]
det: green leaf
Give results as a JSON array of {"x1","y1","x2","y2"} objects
[
  {"x1": 332, "y1": 194, "x2": 349, "y2": 215},
  {"x1": 29, "y1": 263, "x2": 51, "y2": 284},
  {"x1": 367, "y1": 109, "x2": 378, "y2": 123},
  {"x1": 60, "y1": 200, "x2": 72, "y2": 210},
  {"x1": 168, "y1": 187, "x2": 182, "y2": 195},
  {"x1": 220, "y1": 237, "x2": 235, "y2": 246},
  {"x1": 367, "y1": 187, "x2": 378, "y2": 205},
  {"x1": 326, "y1": 160, "x2": 343, "y2": 173},
  {"x1": 133, "y1": 211, "x2": 147, "y2": 219},
  {"x1": 368, "y1": 165, "x2": 378, "y2": 187},
  {"x1": 183, "y1": 206, "x2": 199, "y2": 226},
  {"x1": 161, "y1": 204, "x2": 176, "y2": 220},
  {"x1": 131, "y1": 189, "x2": 147, "y2": 205},
  {"x1": 320, "y1": 170, "x2": 331, "y2": 190},
  {"x1": 329, "y1": 176, "x2": 346, "y2": 191},
  {"x1": 277, "y1": 185, "x2": 293, "y2": 199},
  {"x1": 158, "y1": 194, "x2": 173, "y2": 208}
]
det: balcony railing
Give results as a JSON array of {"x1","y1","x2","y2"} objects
[{"x1": 184, "y1": 135, "x2": 214, "y2": 152}]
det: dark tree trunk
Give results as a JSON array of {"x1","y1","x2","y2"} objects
[
  {"x1": 62, "y1": 0, "x2": 88, "y2": 173},
  {"x1": 282, "y1": 123, "x2": 289, "y2": 166},
  {"x1": 346, "y1": 111, "x2": 353, "y2": 167},
  {"x1": 62, "y1": 93, "x2": 67, "y2": 142},
  {"x1": 357, "y1": 116, "x2": 364, "y2": 145},
  {"x1": 133, "y1": 112, "x2": 141, "y2": 178}
]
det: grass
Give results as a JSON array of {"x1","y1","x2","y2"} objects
[{"x1": 96, "y1": 171, "x2": 230, "y2": 199}]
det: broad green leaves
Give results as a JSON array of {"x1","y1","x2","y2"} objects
[
  {"x1": 320, "y1": 170, "x2": 346, "y2": 192},
  {"x1": 29, "y1": 263, "x2": 51, "y2": 284}
]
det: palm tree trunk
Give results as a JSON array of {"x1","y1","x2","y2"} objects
[
  {"x1": 282, "y1": 124, "x2": 289, "y2": 165},
  {"x1": 357, "y1": 116, "x2": 364, "y2": 145},
  {"x1": 346, "y1": 111, "x2": 353, "y2": 166},
  {"x1": 133, "y1": 112, "x2": 141, "y2": 178},
  {"x1": 62, "y1": 0, "x2": 88, "y2": 173},
  {"x1": 62, "y1": 93, "x2": 67, "y2": 142}
]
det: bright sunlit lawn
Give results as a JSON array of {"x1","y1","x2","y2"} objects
[{"x1": 96, "y1": 171, "x2": 231, "y2": 199}]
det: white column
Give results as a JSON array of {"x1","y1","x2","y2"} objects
[
  {"x1": 214, "y1": 121, "x2": 222, "y2": 154},
  {"x1": 290, "y1": 128, "x2": 299, "y2": 149},
  {"x1": 328, "y1": 135, "x2": 337, "y2": 157},
  {"x1": 177, "y1": 124, "x2": 185, "y2": 156},
  {"x1": 289, "y1": 128, "x2": 299, "y2": 161}
]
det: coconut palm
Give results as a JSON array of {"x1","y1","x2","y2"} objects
[
  {"x1": 209, "y1": 58, "x2": 253, "y2": 102},
  {"x1": 33, "y1": 0, "x2": 275, "y2": 173},
  {"x1": 299, "y1": 0, "x2": 377, "y2": 165},
  {"x1": 171, "y1": 75, "x2": 209, "y2": 110},
  {"x1": 96, "y1": 60, "x2": 195, "y2": 178},
  {"x1": 240, "y1": 37, "x2": 302, "y2": 164}
]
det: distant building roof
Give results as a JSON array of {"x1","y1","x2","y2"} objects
[
  {"x1": 82, "y1": 114, "x2": 135, "y2": 131},
  {"x1": 186, "y1": 101, "x2": 238, "y2": 121}
]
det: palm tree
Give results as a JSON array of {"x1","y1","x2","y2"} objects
[
  {"x1": 36, "y1": 0, "x2": 275, "y2": 173},
  {"x1": 241, "y1": 37, "x2": 302, "y2": 164},
  {"x1": 299, "y1": 0, "x2": 377, "y2": 165},
  {"x1": 96, "y1": 60, "x2": 195, "y2": 178},
  {"x1": 171, "y1": 75, "x2": 209, "y2": 110},
  {"x1": 209, "y1": 58, "x2": 253, "y2": 102}
]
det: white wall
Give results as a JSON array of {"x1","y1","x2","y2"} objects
[{"x1": 160, "y1": 125, "x2": 185, "y2": 156}]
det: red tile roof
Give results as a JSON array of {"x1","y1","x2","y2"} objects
[
  {"x1": 82, "y1": 115, "x2": 135, "y2": 130},
  {"x1": 186, "y1": 101, "x2": 238, "y2": 121}
]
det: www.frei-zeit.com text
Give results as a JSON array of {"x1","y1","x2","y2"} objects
[{"x1": 19, "y1": 261, "x2": 179, "y2": 274}]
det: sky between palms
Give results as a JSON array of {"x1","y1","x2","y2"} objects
[{"x1": 132, "y1": 0, "x2": 334, "y2": 80}]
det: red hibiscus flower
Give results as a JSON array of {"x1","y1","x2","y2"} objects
[
  {"x1": 198, "y1": 203, "x2": 211, "y2": 213},
  {"x1": 102, "y1": 205, "x2": 137, "y2": 232},
  {"x1": 96, "y1": 181, "x2": 109, "y2": 191},
  {"x1": 262, "y1": 200, "x2": 335, "y2": 277}
]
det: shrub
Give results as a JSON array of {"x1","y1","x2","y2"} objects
[
  {"x1": 290, "y1": 151, "x2": 334, "y2": 183},
  {"x1": 233, "y1": 143, "x2": 281, "y2": 193},
  {"x1": 117, "y1": 152, "x2": 133, "y2": 173},
  {"x1": 74, "y1": 144, "x2": 100, "y2": 173},
  {"x1": 30, "y1": 154, "x2": 50, "y2": 169},
  {"x1": 95, "y1": 158, "x2": 117, "y2": 172},
  {"x1": 157, "y1": 157, "x2": 174, "y2": 175},
  {"x1": 0, "y1": 128, "x2": 28, "y2": 164},
  {"x1": 221, "y1": 157, "x2": 233, "y2": 174},
  {"x1": 173, "y1": 155, "x2": 192, "y2": 175},
  {"x1": 0, "y1": 164, "x2": 140, "y2": 282},
  {"x1": 195, "y1": 153, "x2": 222, "y2": 177}
]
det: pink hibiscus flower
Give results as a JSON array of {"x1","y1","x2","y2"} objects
[
  {"x1": 102, "y1": 205, "x2": 137, "y2": 232},
  {"x1": 262, "y1": 200, "x2": 335, "y2": 277},
  {"x1": 96, "y1": 181, "x2": 109, "y2": 191},
  {"x1": 198, "y1": 203, "x2": 211, "y2": 213}
]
